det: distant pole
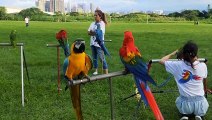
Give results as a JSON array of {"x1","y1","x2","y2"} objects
[
  {"x1": 110, "y1": 16, "x2": 112, "y2": 24},
  {"x1": 146, "y1": 14, "x2": 149, "y2": 24},
  {"x1": 21, "y1": 46, "x2": 24, "y2": 107}
]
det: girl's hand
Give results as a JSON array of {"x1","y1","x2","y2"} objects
[
  {"x1": 171, "y1": 50, "x2": 178, "y2": 56},
  {"x1": 88, "y1": 30, "x2": 95, "y2": 36}
]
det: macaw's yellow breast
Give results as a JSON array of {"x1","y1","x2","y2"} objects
[{"x1": 66, "y1": 52, "x2": 86, "y2": 79}]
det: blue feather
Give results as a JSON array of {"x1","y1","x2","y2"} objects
[
  {"x1": 121, "y1": 56, "x2": 157, "y2": 86},
  {"x1": 95, "y1": 23, "x2": 110, "y2": 56},
  {"x1": 134, "y1": 76, "x2": 149, "y2": 106}
]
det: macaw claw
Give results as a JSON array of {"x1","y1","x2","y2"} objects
[
  {"x1": 65, "y1": 80, "x2": 73, "y2": 91},
  {"x1": 123, "y1": 68, "x2": 130, "y2": 75},
  {"x1": 84, "y1": 75, "x2": 91, "y2": 82}
]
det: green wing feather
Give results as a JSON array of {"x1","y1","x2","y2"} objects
[{"x1": 10, "y1": 30, "x2": 17, "y2": 48}]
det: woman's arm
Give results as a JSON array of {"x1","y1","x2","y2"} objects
[{"x1": 159, "y1": 50, "x2": 178, "y2": 65}]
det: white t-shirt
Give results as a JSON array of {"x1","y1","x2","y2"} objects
[
  {"x1": 88, "y1": 21, "x2": 105, "y2": 47},
  {"x1": 165, "y1": 60, "x2": 207, "y2": 97},
  {"x1": 25, "y1": 17, "x2": 29, "y2": 23}
]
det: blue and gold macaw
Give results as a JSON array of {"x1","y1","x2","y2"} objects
[
  {"x1": 95, "y1": 23, "x2": 110, "y2": 56},
  {"x1": 63, "y1": 39, "x2": 92, "y2": 120},
  {"x1": 119, "y1": 31, "x2": 164, "y2": 120}
]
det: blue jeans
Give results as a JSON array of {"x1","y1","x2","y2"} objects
[{"x1": 91, "y1": 45, "x2": 108, "y2": 69}]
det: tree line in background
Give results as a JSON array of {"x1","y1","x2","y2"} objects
[{"x1": 1, "y1": 6, "x2": 212, "y2": 23}]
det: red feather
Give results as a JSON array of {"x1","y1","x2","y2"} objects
[
  {"x1": 56, "y1": 30, "x2": 67, "y2": 40},
  {"x1": 120, "y1": 31, "x2": 141, "y2": 57},
  {"x1": 140, "y1": 83, "x2": 164, "y2": 120}
]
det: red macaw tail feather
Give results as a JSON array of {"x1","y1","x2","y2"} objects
[{"x1": 140, "y1": 83, "x2": 164, "y2": 120}]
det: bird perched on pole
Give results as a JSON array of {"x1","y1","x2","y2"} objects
[
  {"x1": 95, "y1": 23, "x2": 110, "y2": 56},
  {"x1": 63, "y1": 39, "x2": 92, "y2": 120},
  {"x1": 56, "y1": 30, "x2": 70, "y2": 57},
  {"x1": 10, "y1": 30, "x2": 17, "y2": 48},
  {"x1": 119, "y1": 31, "x2": 164, "y2": 120}
]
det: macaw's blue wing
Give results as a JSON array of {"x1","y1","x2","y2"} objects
[
  {"x1": 99, "y1": 44, "x2": 110, "y2": 56},
  {"x1": 58, "y1": 40, "x2": 70, "y2": 57},
  {"x1": 95, "y1": 29, "x2": 110, "y2": 56},
  {"x1": 95, "y1": 29, "x2": 103, "y2": 45},
  {"x1": 121, "y1": 56, "x2": 157, "y2": 86}
]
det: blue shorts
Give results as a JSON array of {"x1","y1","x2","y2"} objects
[{"x1": 175, "y1": 95, "x2": 209, "y2": 116}]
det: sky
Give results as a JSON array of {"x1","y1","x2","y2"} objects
[{"x1": 0, "y1": 0, "x2": 212, "y2": 13}]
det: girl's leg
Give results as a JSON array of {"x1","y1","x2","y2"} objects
[
  {"x1": 96, "y1": 47, "x2": 108, "y2": 74},
  {"x1": 91, "y1": 46, "x2": 98, "y2": 75}
]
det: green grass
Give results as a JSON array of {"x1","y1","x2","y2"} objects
[{"x1": 0, "y1": 21, "x2": 211, "y2": 120}]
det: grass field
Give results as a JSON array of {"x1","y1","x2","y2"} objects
[{"x1": 0, "y1": 21, "x2": 211, "y2": 120}]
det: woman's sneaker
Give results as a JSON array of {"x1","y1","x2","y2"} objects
[
  {"x1": 93, "y1": 71, "x2": 98, "y2": 75},
  {"x1": 195, "y1": 116, "x2": 202, "y2": 120},
  {"x1": 180, "y1": 116, "x2": 188, "y2": 120}
]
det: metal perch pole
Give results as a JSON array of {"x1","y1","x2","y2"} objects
[
  {"x1": 69, "y1": 70, "x2": 128, "y2": 85},
  {"x1": 69, "y1": 70, "x2": 129, "y2": 120},
  {"x1": 0, "y1": 43, "x2": 25, "y2": 107},
  {"x1": 149, "y1": 58, "x2": 207, "y2": 63}
]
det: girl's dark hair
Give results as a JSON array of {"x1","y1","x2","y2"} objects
[
  {"x1": 182, "y1": 41, "x2": 198, "y2": 68},
  {"x1": 95, "y1": 9, "x2": 107, "y2": 24}
]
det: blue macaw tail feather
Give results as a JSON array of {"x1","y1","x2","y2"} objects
[
  {"x1": 58, "y1": 40, "x2": 70, "y2": 57},
  {"x1": 134, "y1": 76, "x2": 149, "y2": 106},
  {"x1": 100, "y1": 44, "x2": 110, "y2": 56},
  {"x1": 63, "y1": 44, "x2": 70, "y2": 57},
  {"x1": 63, "y1": 57, "x2": 69, "y2": 81}
]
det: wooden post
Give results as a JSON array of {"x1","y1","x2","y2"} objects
[{"x1": 46, "y1": 44, "x2": 61, "y2": 94}]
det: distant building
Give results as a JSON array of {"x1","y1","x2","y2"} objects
[
  {"x1": 208, "y1": 4, "x2": 211, "y2": 12},
  {"x1": 67, "y1": 0, "x2": 71, "y2": 13},
  {"x1": 90, "y1": 3, "x2": 94, "y2": 13},
  {"x1": 71, "y1": 0, "x2": 77, "y2": 12},
  {"x1": 50, "y1": 0, "x2": 65, "y2": 13},
  {"x1": 37, "y1": 0, "x2": 46, "y2": 11},
  {"x1": 77, "y1": 3, "x2": 86, "y2": 13},
  {"x1": 45, "y1": 1, "x2": 50, "y2": 12}
]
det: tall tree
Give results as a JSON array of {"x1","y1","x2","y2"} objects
[
  {"x1": 19, "y1": 7, "x2": 44, "y2": 18},
  {"x1": 0, "y1": 6, "x2": 6, "y2": 20},
  {"x1": 181, "y1": 10, "x2": 200, "y2": 20}
]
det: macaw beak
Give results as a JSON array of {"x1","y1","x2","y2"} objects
[{"x1": 73, "y1": 39, "x2": 85, "y2": 53}]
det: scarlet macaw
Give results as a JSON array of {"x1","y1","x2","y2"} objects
[
  {"x1": 56, "y1": 30, "x2": 70, "y2": 57},
  {"x1": 63, "y1": 39, "x2": 92, "y2": 120},
  {"x1": 119, "y1": 31, "x2": 164, "y2": 120},
  {"x1": 10, "y1": 30, "x2": 17, "y2": 48}
]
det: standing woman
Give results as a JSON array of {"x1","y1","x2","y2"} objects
[
  {"x1": 25, "y1": 16, "x2": 29, "y2": 27},
  {"x1": 88, "y1": 9, "x2": 108, "y2": 75}
]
